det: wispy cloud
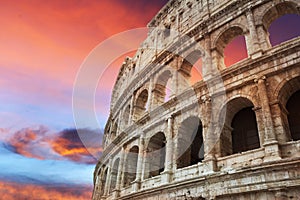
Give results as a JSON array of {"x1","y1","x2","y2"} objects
[
  {"x1": 3, "y1": 126, "x2": 103, "y2": 164},
  {"x1": 0, "y1": 181, "x2": 92, "y2": 200},
  {"x1": 51, "y1": 128, "x2": 103, "y2": 164}
]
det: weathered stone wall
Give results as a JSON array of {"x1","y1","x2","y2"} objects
[{"x1": 93, "y1": 0, "x2": 300, "y2": 199}]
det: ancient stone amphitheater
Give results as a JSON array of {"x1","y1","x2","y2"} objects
[{"x1": 92, "y1": 0, "x2": 300, "y2": 199}]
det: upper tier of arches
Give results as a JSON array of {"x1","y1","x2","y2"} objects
[{"x1": 104, "y1": 0, "x2": 300, "y2": 147}]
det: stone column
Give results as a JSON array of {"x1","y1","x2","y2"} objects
[
  {"x1": 114, "y1": 148, "x2": 125, "y2": 197},
  {"x1": 104, "y1": 159, "x2": 112, "y2": 196},
  {"x1": 202, "y1": 122, "x2": 218, "y2": 174},
  {"x1": 270, "y1": 101, "x2": 291, "y2": 143},
  {"x1": 117, "y1": 112, "x2": 122, "y2": 136},
  {"x1": 161, "y1": 116, "x2": 173, "y2": 183},
  {"x1": 129, "y1": 93, "x2": 135, "y2": 123},
  {"x1": 120, "y1": 149, "x2": 128, "y2": 189},
  {"x1": 202, "y1": 34, "x2": 213, "y2": 79},
  {"x1": 133, "y1": 136, "x2": 145, "y2": 191},
  {"x1": 256, "y1": 24, "x2": 271, "y2": 51},
  {"x1": 211, "y1": 48, "x2": 225, "y2": 71},
  {"x1": 147, "y1": 78, "x2": 154, "y2": 111},
  {"x1": 255, "y1": 76, "x2": 281, "y2": 161},
  {"x1": 245, "y1": 9, "x2": 263, "y2": 58},
  {"x1": 201, "y1": 96, "x2": 218, "y2": 174},
  {"x1": 172, "y1": 121, "x2": 178, "y2": 171}
]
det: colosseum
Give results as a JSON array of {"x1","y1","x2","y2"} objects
[{"x1": 92, "y1": 0, "x2": 300, "y2": 199}]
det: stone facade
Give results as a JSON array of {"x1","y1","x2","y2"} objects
[{"x1": 93, "y1": 0, "x2": 300, "y2": 199}]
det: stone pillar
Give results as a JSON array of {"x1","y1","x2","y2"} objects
[
  {"x1": 203, "y1": 34, "x2": 213, "y2": 79},
  {"x1": 147, "y1": 78, "x2": 154, "y2": 111},
  {"x1": 255, "y1": 76, "x2": 281, "y2": 161},
  {"x1": 161, "y1": 116, "x2": 173, "y2": 183},
  {"x1": 129, "y1": 94, "x2": 135, "y2": 123},
  {"x1": 104, "y1": 159, "x2": 113, "y2": 196},
  {"x1": 117, "y1": 112, "x2": 122, "y2": 136},
  {"x1": 133, "y1": 137, "x2": 145, "y2": 191},
  {"x1": 202, "y1": 122, "x2": 218, "y2": 174},
  {"x1": 245, "y1": 9, "x2": 263, "y2": 58},
  {"x1": 211, "y1": 48, "x2": 225, "y2": 71},
  {"x1": 120, "y1": 149, "x2": 128, "y2": 189},
  {"x1": 270, "y1": 101, "x2": 291, "y2": 143},
  {"x1": 172, "y1": 121, "x2": 178, "y2": 171},
  {"x1": 114, "y1": 148, "x2": 125, "y2": 198},
  {"x1": 256, "y1": 24, "x2": 271, "y2": 51}
]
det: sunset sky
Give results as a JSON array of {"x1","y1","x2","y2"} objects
[{"x1": 0, "y1": 0, "x2": 299, "y2": 199}]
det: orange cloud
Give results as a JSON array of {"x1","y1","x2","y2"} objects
[
  {"x1": 7, "y1": 126, "x2": 50, "y2": 160},
  {"x1": 51, "y1": 128, "x2": 103, "y2": 164},
  {"x1": 4, "y1": 126, "x2": 102, "y2": 164},
  {"x1": 0, "y1": 181, "x2": 92, "y2": 200}
]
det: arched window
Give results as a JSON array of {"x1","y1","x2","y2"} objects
[
  {"x1": 123, "y1": 146, "x2": 139, "y2": 187},
  {"x1": 179, "y1": 50, "x2": 203, "y2": 87},
  {"x1": 231, "y1": 107, "x2": 260, "y2": 153},
  {"x1": 96, "y1": 168, "x2": 103, "y2": 197},
  {"x1": 101, "y1": 168, "x2": 108, "y2": 196},
  {"x1": 153, "y1": 70, "x2": 173, "y2": 106},
  {"x1": 133, "y1": 89, "x2": 148, "y2": 120},
  {"x1": 224, "y1": 35, "x2": 248, "y2": 67},
  {"x1": 109, "y1": 158, "x2": 120, "y2": 193},
  {"x1": 123, "y1": 105, "x2": 131, "y2": 126},
  {"x1": 220, "y1": 97, "x2": 260, "y2": 156},
  {"x1": 177, "y1": 116, "x2": 204, "y2": 169},
  {"x1": 269, "y1": 14, "x2": 300, "y2": 46},
  {"x1": 215, "y1": 26, "x2": 248, "y2": 68},
  {"x1": 286, "y1": 90, "x2": 300, "y2": 141},
  {"x1": 262, "y1": 2, "x2": 300, "y2": 47},
  {"x1": 144, "y1": 132, "x2": 166, "y2": 179}
]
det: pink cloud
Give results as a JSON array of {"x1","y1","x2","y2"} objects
[{"x1": 0, "y1": 181, "x2": 92, "y2": 200}]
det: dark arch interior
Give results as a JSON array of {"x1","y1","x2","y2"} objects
[
  {"x1": 231, "y1": 107, "x2": 260, "y2": 153},
  {"x1": 109, "y1": 159, "x2": 120, "y2": 193},
  {"x1": 146, "y1": 132, "x2": 166, "y2": 178},
  {"x1": 101, "y1": 168, "x2": 108, "y2": 195},
  {"x1": 177, "y1": 117, "x2": 204, "y2": 169},
  {"x1": 123, "y1": 146, "x2": 139, "y2": 187},
  {"x1": 286, "y1": 90, "x2": 300, "y2": 141}
]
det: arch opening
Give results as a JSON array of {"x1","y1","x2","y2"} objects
[
  {"x1": 153, "y1": 70, "x2": 173, "y2": 106},
  {"x1": 231, "y1": 107, "x2": 260, "y2": 153},
  {"x1": 144, "y1": 132, "x2": 166, "y2": 179},
  {"x1": 179, "y1": 50, "x2": 203, "y2": 86},
  {"x1": 133, "y1": 89, "x2": 148, "y2": 120},
  {"x1": 177, "y1": 116, "x2": 204, "y2": 169},
  {"x1": 219, "y1": 97, "x2": 260, "y2": 156},
  {"x1": 224, "y1": 35, "x2": 248, "y2": 67},
  {"x1": 101, "y1": 168, "x2": 108, "y2": 196},
  {"x1": 216, "y1": 26, "x2": 248, "y2": 68},
  {"x1": 109, "y1": 158, "x2": 120, "y2": 193},
  {"x1": 123, "y1": 105, "x2": 131, "y2": 126},
  {"x1": 262, "y1": 2, "x2": 300, "y2": 47},
  {"x1": 96, "y1": 168, "x2": 104, "y2": 197},
  {"x1": 286, "y1": 90, "x2": 300, "y2": 141},
  {"x1": 268, "y1": 14, "x2": 300, "y2": 46},
  {"x1": 123, "y1": 146, "x2": 139, "y2": 188},
  {"x1": 111, "y1": 122, "x2": 118, "y2": 141}
]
